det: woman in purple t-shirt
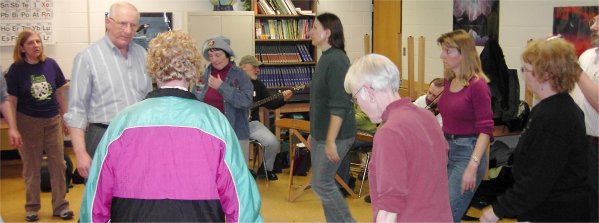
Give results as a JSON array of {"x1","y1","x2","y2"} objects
[
  {"x1": 436, "y1": 29, "x2": 494, "y2": 222},
  {"x1": 5, "y1": 29, "x2": 72, "y2": 222}
]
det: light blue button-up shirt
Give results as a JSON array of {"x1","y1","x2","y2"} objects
[{"x1": 64, "y1": 35, "x2": 152, "y2": 129}]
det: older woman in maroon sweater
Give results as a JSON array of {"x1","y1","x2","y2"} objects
[
  {"x1": 345, "y1": 54, "x2": 452, "y2": 222},
  {"x1": 437, "y1": 29, "x2": 494, "y2": 222}
]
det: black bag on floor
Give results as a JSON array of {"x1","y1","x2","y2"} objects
[
  {"x1": 72, "y1": 168, "x2": 85, "y2": 184},
  {"x1": 41, "y1": 154, "x2": 73, "y2": 192},
  {"x1": 470, "y1": 166, "x2": 514, "y2": 209},
  {"x1": 292, "y1": 147, "x2": 311, "y2": 176},
  {"x1": 272, "y1": 152, "x2": 288, "y2": 173}
]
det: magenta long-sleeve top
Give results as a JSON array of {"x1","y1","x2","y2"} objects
[{"x1": 438, "y1": 76, "x2": 494, "y2": 137}]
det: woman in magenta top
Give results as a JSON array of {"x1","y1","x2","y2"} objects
[{"x1": 437, "y1": 29, "x2": 494, "y2": 222}]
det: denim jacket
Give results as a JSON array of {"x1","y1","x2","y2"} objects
[{"x1": 193, "y1": 63, "x2": 253, "y2": 140}]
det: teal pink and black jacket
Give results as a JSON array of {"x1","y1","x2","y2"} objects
[{"x1": 79, "y1": 88, "x2": 262, "y2": 222}]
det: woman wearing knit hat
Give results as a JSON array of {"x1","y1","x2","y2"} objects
[{"x1": 193, "y1": 35, "x2": 254, "y2": 167}]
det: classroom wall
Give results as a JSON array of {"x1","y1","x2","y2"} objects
[
  {"x1": 0, "y1": 0, "x2": 373, "y2": 79},
  {"x1": 402, "y1": 0, "x2": 598, "y2": 100}
]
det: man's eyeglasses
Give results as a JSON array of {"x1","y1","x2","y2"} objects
[
  {"x1": 108, "y1": 17, "x2": 139, "y2": 30},
  {"x1": 590, "y1": 18, "x2": 599, "y2": 28},
  {"x1": 520, "y1": 66, "x2": 532, "y2": 73},
  {"x1": 351, "y1": 86, "x2": 364, "y2": 104}
]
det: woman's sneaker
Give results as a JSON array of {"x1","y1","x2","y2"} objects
[
  {"x1": 25, "y1": 212, "x2": 39, "y2": 222},
  {"x1": 54, "y1": 210, "x2": 74, "y2": 220}
]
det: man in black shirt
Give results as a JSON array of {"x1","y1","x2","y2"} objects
[{"x1": 239, "y1": 55, "x2": 293, "y2": 180}]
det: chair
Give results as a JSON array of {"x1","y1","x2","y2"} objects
[
  {"x1": 249, "y1": 139, "x2": 269, "y2": 183},
  {"x1": 354, "y1": 131, "x2": 374, "y2": 197},
  {"x1": 357, "y1": 149, "x2": 371, "y2": 197}
]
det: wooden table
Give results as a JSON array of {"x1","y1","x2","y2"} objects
[
  {"x1": 1, "y1": 118, "x2": 13, "y2": 151},
  {"x1": 275, "y1": 118, "x2": 359, "y2": 202},
  {"x1": 269, "y1": 103, "x2": 310, "y2": 140}
]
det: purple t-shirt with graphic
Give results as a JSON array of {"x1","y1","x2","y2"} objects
[{"x1": 6, "y1": 58, "x2": 66, "y2": 118}]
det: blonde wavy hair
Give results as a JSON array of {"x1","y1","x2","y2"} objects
[
  {"x1": 522, "y1": 38, "x2": 581, "y2": 93},
  {"x1": 437, "y1": 29, "x2": 489, "y2": 86},
  {"x1": 147, "y1": 30, "x2": 203, "y2": 84}
]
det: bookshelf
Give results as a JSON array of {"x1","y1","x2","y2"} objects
[{"x1": 251, "y1": 0, "x2": 317, "y2": 101}]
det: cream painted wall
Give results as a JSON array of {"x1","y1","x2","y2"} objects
[
  {"x1": 402, "y1": 0, "x2": 598, "y2": 100},
  {"x1": 0, "y1": 0, "x2": 372, "y2": 79},
  {"x1": 317, "y1": 0, "x2": 373, "y2": 62}
]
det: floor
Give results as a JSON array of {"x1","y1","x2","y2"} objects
[{"x1": 0, "y1": 149, "x2": 492, "y2": 222}]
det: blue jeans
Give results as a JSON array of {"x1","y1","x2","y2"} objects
[
  {"x1": 249, "y1": 121, "x2": 280, "y2": 171},
  {"x1": 310, "y1": 137, "x2": 356, "y2": 223},
  {"x1": 446, "y1": 136, "x2": 487, "y2": 222}
]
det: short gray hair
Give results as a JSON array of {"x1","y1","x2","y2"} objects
[
  {"x1": 108, "y1": 1, "x2": 140, "y2": 20},
  {"x1": 344, "y1": 54, "x2": 401, "y2": 94}
]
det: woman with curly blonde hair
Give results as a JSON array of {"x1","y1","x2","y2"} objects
[
  {"x1": 80, "y1": 31, "x2": 262, "y2": 222},
  {"x1": 480, "y1": 38, "x2": 589, "y2": 222}
]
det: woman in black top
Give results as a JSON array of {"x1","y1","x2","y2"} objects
[{"x1": 480, "y1": 38, "x2": 589, "y2": 222}]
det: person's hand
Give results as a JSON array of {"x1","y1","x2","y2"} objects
[
  {"x1": 282, "y1": 90, "x2": 293, "y2": 101},
  {"x1": 75, "y1": 152, "x2": 92, "y2": 178},
  {"x1": 61, "y1": 119, "x2": 69, "y2": 136},
  {"x1": 461, "y1": 163, "x2": 478, "y2": 194},
  {"x1": 325, "y1": 140, "x2": 340, "y2": 162},
  {"x1": 208, "y1": 74, "x2": 224, "y2": 89},
  {"x1": 8, "y1": 128, "x2": 22, "y2": 148},
  {"x1": 480, "y1": 206, "x2": 500, "y2": 223}
]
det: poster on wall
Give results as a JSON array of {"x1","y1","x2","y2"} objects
[
  {"x1": 453, "y1": 0, "x2": 499, "y2": 46},
  {"x1": 0, "y1": 0, "x2": 55, "y2": 46},
  {"x1": 553, "y1": 6, "x2": 598, "y2": 57},
  {"x1": 106, "y1": 12, "x2": 173, "y2": 50},
  {"x1": 134, "y1": 12, "x2": 172, "y2": 49}
]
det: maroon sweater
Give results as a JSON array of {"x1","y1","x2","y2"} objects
[
  {"x1": 438, "y1": 76, "x2": 494, "y2": 137},
  {"x1": 369, "y1": 98, "x2": 452, "y2": 222}
]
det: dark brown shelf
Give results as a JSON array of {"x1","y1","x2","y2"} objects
[
  {"x1": 255, "y1": 14, "x2": 315, "y2": 18},
  {"x1": 261, "y1": 62, "x2": 316, "y2": 66},
  {"x1": 255, "y1": 39, "x2": 311, "y2": 42}
]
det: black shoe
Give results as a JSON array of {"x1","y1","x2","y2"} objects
[
  {"x1": 265, "y1": 171, "x2": 278, "y2": 181},
  {"x1": 364, "y1": 195, "x2": 371, "y2": 203},
  {"x1": 461, "y1": 214, "x2": 479, "y2": 221},
  {"x1": 258, "y1": 170, "x2": 279, "y2": 180}
]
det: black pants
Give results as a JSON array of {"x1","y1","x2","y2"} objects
[{"x1": 588, "y1": 138, "x2": 598, "y2": 222}]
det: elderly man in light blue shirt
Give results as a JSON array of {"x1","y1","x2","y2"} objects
[{"x1": 63, "y1": 1, "x2": 152, "y2": 178}]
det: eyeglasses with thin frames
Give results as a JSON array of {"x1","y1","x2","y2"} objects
[
  {"x1": 351, "y1": 86, "x2": 364, "y2": 104},
  {"x1": 520, "y1": 66, "x2": 533, "y2": 73},
  {"x1": 108, "y1": 17, "x2": 139, "y2": 31}
]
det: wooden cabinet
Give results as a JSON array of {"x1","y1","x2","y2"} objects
[{"x1": 185, "y1": 11, "x2": 255, "y2": 65}]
